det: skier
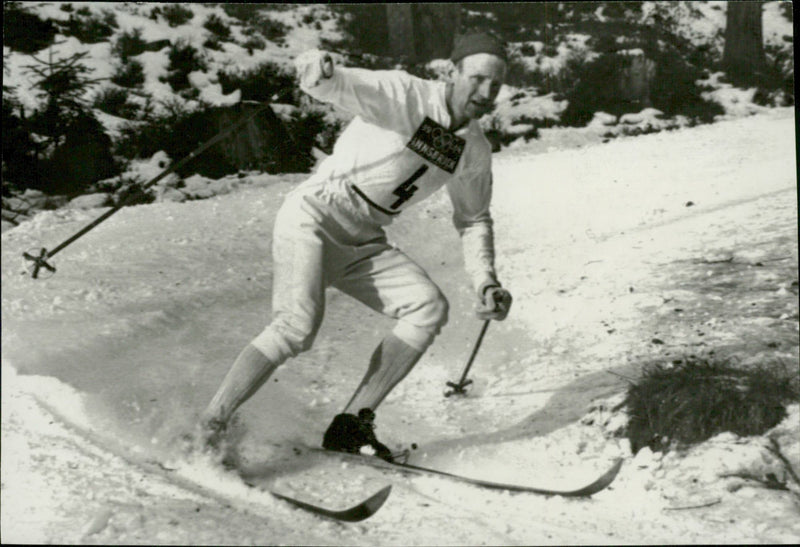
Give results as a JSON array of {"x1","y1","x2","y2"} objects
[{"x1": 200, "y1": 32, "x2": 513, "y2": 461}]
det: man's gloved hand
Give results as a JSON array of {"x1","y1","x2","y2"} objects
[
  {"x1": 294, "y1": 49, "x2": 334, "y2": 89},
  {"x1": 476, "y1": 282, "x2": 512, "y2": 321}
]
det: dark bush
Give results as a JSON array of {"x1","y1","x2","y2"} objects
[
  {"x1": 2, "y1": 91, "x2": 42, "y2": 192},
  {"x1": 111, "y1": 59, "x2": 146, "y2": 88},
  {"x1": 282, "y1": 108, "x2": 327, "y2": 164},
  {"x1": 112, "y1": 27, "x2": 147, "y2": 62},
  {"x1": 254, "y1": 15, "x2": 289, "y2": 45},
  {"x1": 203, "y1": 37, "x2": 223, "y2": 51},
  {"x1": 167, "y1": 40, "x2": 206, "y2": 72},
  {"x1": 93, "y1": 86, "x2": 139, "y2": 119},
  {"x1": 560, "y1": 53, "x2": 626, "y2": 126},
  {"x1": 160, "y1": 40, "x2": 206, "y2": 92},
  {"x1": 61, "y1": 9, "x2": 118, "y2": 44},
  {"x1": 778, "y1": 2, "x2": 792, "y2": 22},
  {"x1": 41, "y1": 112, "x2": 120, "y2": 195},
  {"x1": 325, "y1": 4, "x2": 389, "y2": 57},
  {"x1": 221, "y1": 4, "x2": 267, "y2": 23},
  {"x1": 2, "y1": 3, "x2": 57, "y2": 54},
  {"x1": 161, "y1": 71, "x2": 190, "y2": 94},
  {"x1": 602, "y1": 2, "x2": 644, "y2": 20},
  {"x1": 115, "y1": 102, "x2": 235, "y2": 178},
  {"x1": 648, "y1": 46, "x2": 724, "y2": 122},
  {"x1": 60, "y1": 3, "x2": 73, "y2": 12},
  {"x1": 161, "y1": 4, "x2": 194, "y2": 27},
  {"x1": 204, "y1": 13, "x2": 232, "y2": 40},
  {"x1": 95, "y1": 175, "x2": 156, "y2": 206},
  {"x1": 218, "y1": 61, "x2": 296, "y2": 103},
  {"x1": 763, "y1": 42, "x2": 795, "y2": 105},
  {"x1": 242, "y1": 35, "x2": 267, "y2": 53},
  {"x1": 561, "y1": 41, "x2": 724, "y2": 127},
  {"x1": 625, "y1": 357, "x2": 798, "y2": 454}
]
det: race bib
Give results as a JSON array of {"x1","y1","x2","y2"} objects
[{"x1": 406, "y1": 117, "x2": 465, "y2": 174}]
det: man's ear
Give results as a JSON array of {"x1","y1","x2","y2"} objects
[{"x1": 446, "y1": 60, "x2": 458, "y2": 78}]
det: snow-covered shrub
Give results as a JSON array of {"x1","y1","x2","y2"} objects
[
  {"x1": 282, "y1": 107, "x2": 338, "y2": 163},
  {"x1": 116, "y1": 99, "x2": 193, "y2": 160},
  {"x1": 504, "y1": 43, "x2": 590, "y2": 93},
  {"x1": 203, "y1": 37, "x2": 223, "y2": 52},
  {"x1": 204, "y1": 13, "x2": 232, "y2": 41},
  {"x1": 624, "y1": 357, "x2": 799, "y2": 454},
  {"x1": 2, "y1": 2, "x2": 57, "y2": 54},
  {"x1": 107, "y1": 175, "x2": 157, "y2": 207},
  {"x1": 115, "y1": 101, "x2": 237, "y2": 179},
  {"x1": 159, "y1": 4, "x2": 194, "y2": 28},
  {"x1": 222, "y1": 4, "x2": 269, "y2": 23},
  {"x1": 763, "y1": 41, "x2": 795, "y2": 105},
  {"x1": 479, "y1": 85, "x2": 569, "y2": 150},
  {"x1": 217, "y1": 61, "x2": 296, "y2": 103},
  {"x1": 160, "y1": 40, "x2": 207, "y2": 93},
  {"x1": 112, "y1": 28, "x2": 147, "y2": 62},
  {"x1": 111, "y1": 59, "x2": 145, "y2": 88},
  {"x1": 561, "y1": 36, "x2": 724, "y2": 127},
  {"x1": 242, "y1": 35, "x2": 267, "y2": 54},
  {"x1": 649, "y1": 47, "x2": 724, "y2": 122},
  {"x1": 60, "y1": 8, "x2": 118, "y2": 44},
  {"x1": 92, "y1": 86, "x2": 139, "y2": 119},
  {"x1": 253, "y1": 15, "x2": 289, "y2": 45}
]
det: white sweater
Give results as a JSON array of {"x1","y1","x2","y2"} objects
[{"x1": 296, "y1": 63, "x2": 498, "y2": 291}]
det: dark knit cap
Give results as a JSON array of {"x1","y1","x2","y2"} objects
[{"x1": 450, "y1": 32, "x2": 507, "y2": 64}]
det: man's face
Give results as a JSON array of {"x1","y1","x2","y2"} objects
[{"x1": 449, "y1": 53, "x2": 507, "y2": 122}]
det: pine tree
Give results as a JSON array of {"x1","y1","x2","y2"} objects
[{"x1": 23, "y1": 49, "x2": 104, "y2": 147}]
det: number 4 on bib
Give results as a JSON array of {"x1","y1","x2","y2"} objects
[{"x1": 391, "y1": 165, "x2": 429, "y2": 210}]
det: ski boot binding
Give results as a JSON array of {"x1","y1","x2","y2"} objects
[{"x1": 322, "y1": 408, "x2": 395, "y2": 462}]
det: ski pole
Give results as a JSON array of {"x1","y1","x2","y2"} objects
[
  {"x1": 22, "y1": 95, "x2": 288, "y2": 279},
  {"x1": 445, "y1": 320, "x2": 490, "y2": 397}
]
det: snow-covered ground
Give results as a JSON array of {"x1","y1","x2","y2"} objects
[{"x1": 2, "y1": 106, "x2": 798, "y2": 544}]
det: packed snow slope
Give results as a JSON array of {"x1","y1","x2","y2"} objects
[{"x1": 2, "y1": 107, "x2": 799, "y2": 545}]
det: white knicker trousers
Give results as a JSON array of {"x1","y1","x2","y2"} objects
[{"x1": 252, "y1": 188, "x2": 449, "y2": 364}]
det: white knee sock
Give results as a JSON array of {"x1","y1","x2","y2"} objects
[
  {"x1": 343, "y1": 334, "x2": 424, "y2": 414},
  {"x1": 203, "y1": 343, "x2": 279, "y2": 424}
]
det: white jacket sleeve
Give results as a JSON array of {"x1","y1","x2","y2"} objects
[
  {"x1": 447, "y1": 168, "x2": 498, "y2": 292},
  {"x1": 298, "y1": 61, "x2": 421, "y2": 133}
]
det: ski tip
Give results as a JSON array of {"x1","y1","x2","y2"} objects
[
  {"x1": 574, "y1": 457, "x2": 624, "y2": 497},
  {"x1": 365, "y1": 485, "x2": 393, "y2": 512},
  {"x1": 341, "y1": 484, "x2": 392, "y2": 522},
  {"x1": 608, "y1": 457, "x2": 624, "y2": 478}
]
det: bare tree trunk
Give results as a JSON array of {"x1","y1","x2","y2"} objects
[
  {"x1": 387, "y1": 3, "x2": 461, "y2": 63},
  {"x1": 722, "y1": 1, "x2": 767, "y2": 86},
  {"x1": 414, "y1": 4, "x2": 461, "y2": 62},
  {"x1": 386, "y1": 4, "x2": 415, "y2": 62}
]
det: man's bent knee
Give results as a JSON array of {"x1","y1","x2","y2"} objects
[
  {"x1": 393, "y1": 288, "x2": 449, "y2": 352},
  {"x1": 424, "y1": 289, "x2": 449, "y2": 329},
  {"x1": 252, "y1": 314, "x2": 320, "y2": 362}
]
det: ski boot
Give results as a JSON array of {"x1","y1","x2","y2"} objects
[
  {"x1": 322, "y1": 408, "x2": 395, "y2": 462},
  {"x1": 180, "y1": 416, "x2": 228, "y2": 457},
  {"x1": 199, "y1": 417, "x2": 228, "y2": 451}
]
